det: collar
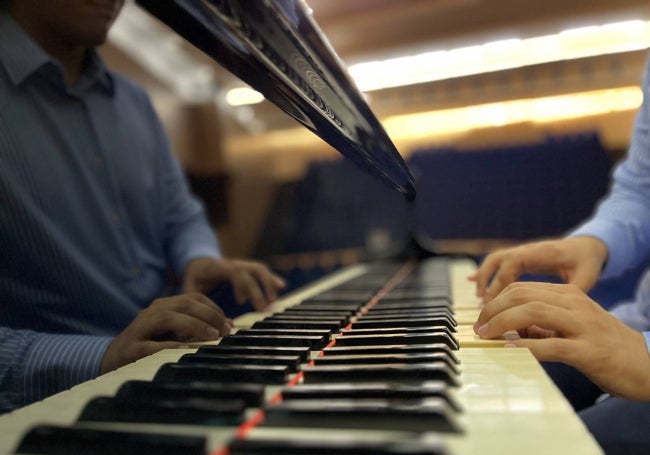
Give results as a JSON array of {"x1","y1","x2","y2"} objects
[{"x1": 0, "y1": 13, "x2": 114, "y2": 94}]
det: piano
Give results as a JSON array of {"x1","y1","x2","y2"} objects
[
  {"x1": 0, "y1": 1, "x2": 603, "y2": 454},
  {"x1": 0, "y1": 257, "x2": 602, "y2": 454}
]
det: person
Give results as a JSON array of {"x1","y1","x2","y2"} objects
[
  {"x1": 469, "y1": 57, "x2": 650, "y2": 453},
  {"x1": 0, "y1": 0, "x2": 285, "y2": 413}
]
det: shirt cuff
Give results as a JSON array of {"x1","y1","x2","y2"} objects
[
  {"x1": 644, "y1": 331, "x2": 650, "y2": 355},
  {"x1": 570, "y1": 220, "x2": 632, "y2": 280},
  {"x1": 20, "y1": 333, "x2": 112, "y2": 407},
  {"x1": 171, "y1": 223, "x2": 221, "y2": 277}
]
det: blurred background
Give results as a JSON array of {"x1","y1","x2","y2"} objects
[{"x1": 103, "y1": 0, "x2": 650, "y2": 301}]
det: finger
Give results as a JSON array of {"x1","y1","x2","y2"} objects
[
  {"x1": 253, "y1": 268, "x2": 286, "y2": 302},
  {"x1": 475, "y1": 282, "x2": 575, "y2": 331},
  {"x1": 473, "y1": 254, "x2": 504, "y2": 298},
  {"x1": 507, "y1": 337, "x2": 577, "y2": 365},
  {"x1": 482, "y1": 256, "x2": 527, "y2": 303},
  {"x1": 151, "y1": 311, "x2": 228, "y2": 341},
  {"x1": 149, "y1": 296, "x2": 231, "y2": 336},
  {"x1": 182, "y1": 292, "x2": 228, "y2": 319},
  {"x1": 231, "y1": 272, "x2": 267, "y2": 310},
  {"x1": 473, "y1": 282, "x2": 560, "y2": 334},
  {"x1": 476, "y1": 301, "x2": 575, "y2": 340},
  {"x1": 566, "y1": 266, "x2": 599, "y2": 292}
]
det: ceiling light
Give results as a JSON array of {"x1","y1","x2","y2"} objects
[
  {"x1": 349, "y1": 20, "x2": 650, "y2": 92},
  {"x1": 225, "y1": 87, "x2": 266, "y2": 106},
  {"x1": 382, "y1": 86, "x2": 642, "y2": 140}
]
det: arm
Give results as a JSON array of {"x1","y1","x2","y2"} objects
[
  {"x1": 0, "y1": 327, "x2": 111, "y2": 413},
  {"x1": 571, "y1": 56, "x2": 650, "y2": 279},
  {"x1": 0, "y1": 293, "x2": 234, "y2": 413},
  {"x1": 145, "y1": 102, "x2": 285, "y2": 310},
  {"x1": 472, "y1": 53, "x2": 650, "y2": 301}
]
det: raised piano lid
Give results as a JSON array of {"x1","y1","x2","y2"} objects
[{"x1": 135, "y1": 0, "x2": 416, "y2": 200}]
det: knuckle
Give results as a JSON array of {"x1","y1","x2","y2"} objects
[{"x1": 523, "y1": 302, "x2": 548, "y2": 320}]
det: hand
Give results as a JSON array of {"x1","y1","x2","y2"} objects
[
  {"x1": 182, "y1": 257, "x2": 286, "y2": 311},
  {"x1": 474, "y1": 282, "x2": 650, "y2": 401},
  {"x1": 468, "y1": 236, "x2": 608, "y2": 303},
  {"x1": 100, "y1": 293, "x2": 232, "y2": 374}
]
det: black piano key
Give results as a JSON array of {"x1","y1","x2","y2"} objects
[
  {"x1": 291, "y1": 302, "x2": 363, "y2": 310},
  {"x1": 153, "y1": 362, "x2": 289, "y2": 384},
  {"x1": 251, "y1": 320, "x2": 342, "y2": 331},
  {"x1": 235, "y1": 328, "x2": 333, "y2": 337},
  {"x1": 77, "y1": 395, "x2": 245, "y2": 426},
  {"x1": 178, "y1": 353, "x2": 302, "y2": 373},
  {"x1": 276, "y1": 312, "x2": 353, "y2": 323},
  {"x1": 115, "y1": 379, "x2": 264, "y2": 407},
  {"x1": 352, "y1": 318, "x2": 456, "y2": 331},
  {"x1": 16, "y1": 425, "x2": 207, "y2": 455},
  {"x1": 341, "y1": 327, "x2": 455, "y2": 337},
  {"x1": 261, "y1": 315, "x2": 348, "y2": 327},
  {"x1": 301, "y1": 362, "x2": 460, "y2": 386},
  {"x1": 303, "y1": 290, "x2": 376, "y2": 302},
  {"x1": 382, "y1": 289, "x2": 450, "y2": 300},
  {"x1": 281, "y1": 305, "x2": 358, "y2": 314},
  {"x1": 312, "y1": 352, "x2": 459, "y2": 373},
  {"x1": 262, "y1": 397, "x2": 462, "y2": 433},
  {"x1": 218, "y1": 334, "x2": 329, "y2": 349},
  {"x1": 281, "y1": 380, "x2": 462, "y2": 411},
  {"x1": 361, "y1": 309, "x2": 456, "y2": 322},
  {"x1": 322, "y1": 343, "x2": 459, "y2": 364},
  {"x1": 362, "y1": 306, "x2": 453, "y2": 315},
  {"x1": 372, "y1": 299, "x2": 451, "y2": 309},
  {"x1": 196, "y1": 344, "x2": 311, "y2": 362},
  {"x1": 228, "y1": 434, "x2": 449, "y2": 455},
  {"x1": 333, "y1": 332, "x2": 459, "y2": 350}
]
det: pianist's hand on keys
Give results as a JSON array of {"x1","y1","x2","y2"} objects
[
  {"x1": 100, "y1": 293, "x2": 233, "y2": 374},
  {"x1": 475, "y1": 281, "x2": 650, "y2": 401}
]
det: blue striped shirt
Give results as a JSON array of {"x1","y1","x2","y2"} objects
[
  {"x1": 0, "y1": 14, "x2": 220, "y2": 412},
  {"x1": 571, "y1": 53, "x2": 650, "y2": 352}
]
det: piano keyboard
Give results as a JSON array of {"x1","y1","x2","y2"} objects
[{"x1": 0, "y1": 257, "x2": 603, "y2": 454}]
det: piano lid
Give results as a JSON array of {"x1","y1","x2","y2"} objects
[{"x1": 135, "y1": 0, "x2": 416, "y2": 200}]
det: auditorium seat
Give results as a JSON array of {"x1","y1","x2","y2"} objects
[{"x1": 409, "y1": 132, "x2": 612, "y2": 240}]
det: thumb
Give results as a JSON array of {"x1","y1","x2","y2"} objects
[
  {"x1": 182, "y1": 276, "x2": 199, "y2": 293},
  {"x1": 567, "y1": 265, "x2": 599, "y2": 292}
]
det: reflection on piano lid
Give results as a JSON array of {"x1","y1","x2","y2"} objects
[{"x1": 134, "y1": 0, "x2": 416, "y2": 200}]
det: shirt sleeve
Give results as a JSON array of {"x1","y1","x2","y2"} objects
[
  {"x1": 144, "y1": 97, "x2": 222, "y2": 277},
  {"x1": 0, "y1": 327, "x2": 112, "y2": 413},
  {"x1": 571, "y1": 53, "x2": 650, "y2": 279}
]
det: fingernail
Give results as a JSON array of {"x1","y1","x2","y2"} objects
[
  {"x1": 477, "y1": 323, "x2": 489, "y2": 337},
  {"x1": 206, "y1": 327, "x2": 221, "y2": 339}
]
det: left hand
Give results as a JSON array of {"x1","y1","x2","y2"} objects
[
  {"x1": 474, "y1": 281, "x2": 650, "y2": 401},
  {"x1": 182, "y1": 257, "x2": 286, "y2": 311}
]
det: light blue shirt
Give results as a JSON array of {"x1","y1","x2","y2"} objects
[
  {"x1": 571, "y1": 53, "x2": 650, "y2": 354},
  {"x1": 0, "y1": 14, "x2": 220, "y2": 412}
]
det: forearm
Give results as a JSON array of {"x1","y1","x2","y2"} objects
[
  {"x1": 159, "y1": 144, "x2": 221, "y2": 275},
  {"x1": 0, "y1": 328, "x2": 111, "y2": 413},
  {"x1": 571, "y1": 144, "x2": 650, "y2": 279},
  {"x1": 167, "y1": 209, "x2": 221, "y2": 276}
]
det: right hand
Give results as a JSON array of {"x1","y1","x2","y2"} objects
[
  {"x1": 100, "y1": 293, "x2": 232, "y2": 374},
  {"x1": 468, "y1": 236, "x2": 609, "y2": 304},
  {"x1": 474, "y1": 281, "x2": 650, "y2": 401}
]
